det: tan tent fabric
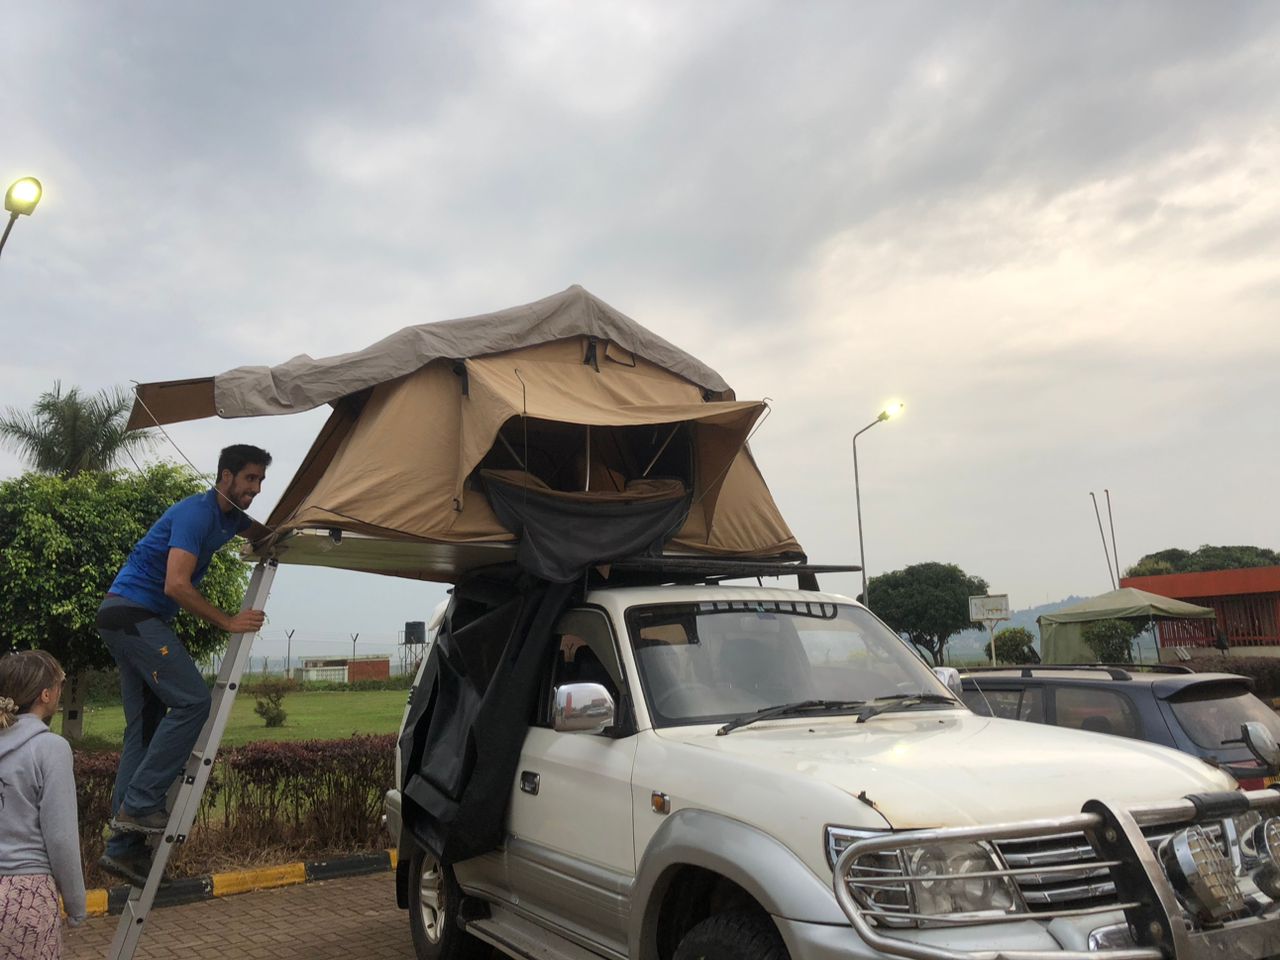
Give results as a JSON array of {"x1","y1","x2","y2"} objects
[
  {"x1": 264, "y1": 350, "x2": 794, "y2": 557},
  {"x1": 125, "y1": 286, "x2": 732, "y2": 430}
]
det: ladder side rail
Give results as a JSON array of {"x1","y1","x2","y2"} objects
[{"x1": 107, "y1": 560, "x2": 278, "y2": 960}]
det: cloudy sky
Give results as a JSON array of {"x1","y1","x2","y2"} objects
[{"x1": 3, "y1": 2, "x2": 1278, "y2": 658}]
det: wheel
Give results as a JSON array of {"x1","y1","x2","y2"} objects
[
  {"x1": 407, "y1": 846, "x2": 488, "y2": 960},
  {"x1": 672, "y1": 911, "x2": 789, "y2": 960}
]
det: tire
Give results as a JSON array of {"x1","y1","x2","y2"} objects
[
  {"x1": 407, "y1": 846, "x2": 488, "y2": 960},
  {"x1": 672, "y1": 910, "x2": 789, "y2": 960}
]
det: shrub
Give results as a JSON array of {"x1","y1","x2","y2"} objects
[
  {"x1": 253, "y1": 677, "x2": 291, "y2": 727},
  {"x1": 74, "y1": 733, "x2": 396, "y2": 886},
  {"x1": 1082, "y1": 619, "x2": 1139, "y2": 663},
  {"x1": 984, "y1": 627, "x2": 1040, "y2": 665}
]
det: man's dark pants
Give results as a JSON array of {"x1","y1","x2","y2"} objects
[{"x1": 96, "y1": 596, "x2": 212, "y2": 858}]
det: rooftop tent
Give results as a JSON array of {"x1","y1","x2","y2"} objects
[
  {"x1": 1038, "y1": 587, "x2": 1216, "y2": 663},
  {"x1": 126, "y1": 285, "x2": 803, "y2": 581}
]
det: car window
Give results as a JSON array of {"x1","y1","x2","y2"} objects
[
  {"x1": 1167, "y1": 686, "x2": 1280, "y2": 750},
  {"x1": 962, "y1": 686, "x2": 1045, "y2": 723},
  {"x1": 628, "y1": 601, "x2": 950, "y2": 727},
  {"x1": 1053, "y1": 687, "x2": 1141, "y2": 739},
  {"x1": 542, "y1": 609, "x2": 623, "y2": 728}
]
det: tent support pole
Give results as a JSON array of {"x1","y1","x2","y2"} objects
[
  {"x1": 642, "y1": 425, "x2": 681, "y2": 477},
  {"x1": 498, "y1": 433, "x2": 527, "y2": 471}
]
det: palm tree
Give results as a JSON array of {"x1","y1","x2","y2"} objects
[{"x1": 0, "y1": 381, "x2": 153, "y2": 475}]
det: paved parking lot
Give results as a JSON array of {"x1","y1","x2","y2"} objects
[{"x1": 65, "y1": 872, "x2": 417, "y2": 960}]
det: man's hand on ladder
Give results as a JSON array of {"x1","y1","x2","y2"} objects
[{"x1": 226, "y1": 608, "x2": 266, "y2": 634}]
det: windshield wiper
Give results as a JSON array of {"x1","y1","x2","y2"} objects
[
  {"x1": 717, "y1": 700, "x2": 866, "y2": 736},
  {"x1": 855, "y1": 694, "x2": 960, "y2": 723}
]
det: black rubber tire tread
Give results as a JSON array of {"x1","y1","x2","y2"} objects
[
  {"x1": 672, "y1": 910, "x2": 789, "y2": 960},
  {"x1": 407, "y1": 847, "x2": 490, "y2": 960}
]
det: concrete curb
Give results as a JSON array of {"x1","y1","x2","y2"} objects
[{"x1": 84, "y1": 849, "x2": 399, "y2": 917}]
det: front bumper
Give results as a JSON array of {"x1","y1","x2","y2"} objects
[
  {"x1": 831, "y1": 789, "x2": 1280, "y2": 959},
  {"x1": 776, "y1": 915, "x2": 1129, "y2": 960}
]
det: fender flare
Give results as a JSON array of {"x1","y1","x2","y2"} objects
[{"x1": 629, "y1": 809, "x2": 848, "y2": 958}]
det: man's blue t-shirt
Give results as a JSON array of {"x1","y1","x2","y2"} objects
[{"x1": 109, "y1": 489, "x2": 252, "y2": 621}]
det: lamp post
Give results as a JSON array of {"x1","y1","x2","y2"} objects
[
  {"x1": 853, "y1": 401, "x2": 903, "y2": 609},
  {"x1": 0, "y1": 177, "x2": 43, "y2": 260}
]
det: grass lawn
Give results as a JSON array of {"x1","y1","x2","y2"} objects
[{"x1": 59, "y1": 688, "x2": 410, "y2": 750}]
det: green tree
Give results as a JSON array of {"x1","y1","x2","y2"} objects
[
  {"x1": 0, "y1": 381, "x2": 152, "y2": 476},
  {"x1": 0, "y1": 463, "x2": 250, "y2": 677},
  {"x1": 1125, "y1": 545, "x2": 1279, "y2": 578},
  {"x1": 869, "y1": 562, "x2": 989, "y2": 666},
  {"x1": 1081, "y1": 619, "x2": 1139, "y2": 663},
  {"x1": 984, "y1": 626, "x2": 1040, "y2": 665}
]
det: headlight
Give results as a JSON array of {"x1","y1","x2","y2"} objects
[
  {"x1": 826, "y1": 827, "x2": 1023, "y2": 925},
  {"x1": 905, "y1": 842, "x2": 1021, "y2": 917}
]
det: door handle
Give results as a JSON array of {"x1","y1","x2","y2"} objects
[{"x1": 520, "y1": 771, "x2": 540, "y2": 796}]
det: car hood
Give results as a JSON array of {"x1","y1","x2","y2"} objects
[{"x1": 657, "y1": 710, "x2": 1237, "y2": 829}]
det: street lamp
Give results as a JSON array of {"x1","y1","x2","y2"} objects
[
  {"x1": 0, "y1": 177, "x2": 43, "y2": 260},
  {"x1": 853, "y1": 401, "x2": 903, "y2": 609}
]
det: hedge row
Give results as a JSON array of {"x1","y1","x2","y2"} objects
[
  {"x1": 78, "y1": 669, "x2": 416, "y2": 706},
  {"x1": 233, "y1": 674, "x2": 415, "y2": 694},
  {"x1": 1184, "y1": 656, "x2": 1280, "y2": 699},
  {"x1": 74, "y1": 734, "x2": 396, "y2": 885}
]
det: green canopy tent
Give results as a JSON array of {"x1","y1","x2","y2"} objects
[{"x1": 1038, "y1": 587, "x2": 1216, "y2": 663}]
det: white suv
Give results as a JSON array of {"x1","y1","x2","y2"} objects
[{"x1": 385, "y1": 584, "x2": 1280, "y2": 960}]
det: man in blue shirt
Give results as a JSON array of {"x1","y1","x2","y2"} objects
[{"x1": 95, "y1": 444, "x2": 272, "y2": 884}]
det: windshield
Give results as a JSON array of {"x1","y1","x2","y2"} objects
[
  {"x1": 627, "y1": 600, "x2": 954, "y2": 727},
  {"x1": 1167, "y1": 685, "x2": 1280, "y2": 751}
]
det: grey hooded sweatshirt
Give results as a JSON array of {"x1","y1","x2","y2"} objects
[{"x1": 0, "y1": 714, "x2": 87, "y2": 921}]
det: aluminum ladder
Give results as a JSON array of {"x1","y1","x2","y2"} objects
[{"x1": 107, "y1": 559, "x2": 278, "y2": 960}]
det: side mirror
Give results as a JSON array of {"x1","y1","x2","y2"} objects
[
  {"x1": 933, "y1": 666, "x2": 963, "y2": 698},
  {"x1": 1241, "y1": 721, "x2": 1280, "y2": 773},
  {"x1": 554, "y1": 683, "x2": 616, "y2": 735}
]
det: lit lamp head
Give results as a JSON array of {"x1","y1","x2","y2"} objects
[
  {"x1": 1158, "y1": 826, "x2": 1245, "y2": 923},
  {"x1": 5, "y1": 177, "x2": 43, "y2": 217},
  {"x1": 877, "y1": 401, "x2": 904, "y2": 423}
]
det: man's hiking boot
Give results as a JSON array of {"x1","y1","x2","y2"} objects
[
  {"x1": 97, "y1": 851, "x2": 170, "y2": 888},
  {"x1": 109, "y1": 807, "x2": 169, "y2": 834}
]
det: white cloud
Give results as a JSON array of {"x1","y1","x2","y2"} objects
[{"x1": 3, "y1": 1, "x2": 1280, "y2": 634}]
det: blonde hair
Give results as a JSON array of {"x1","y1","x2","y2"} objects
[{"x1": 0, "y1": 650, "x2": 65, "y2": 730}]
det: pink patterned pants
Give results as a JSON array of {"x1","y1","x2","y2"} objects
[{"x1": 0, "y1": 875, "x2": 61, "y2": 960}]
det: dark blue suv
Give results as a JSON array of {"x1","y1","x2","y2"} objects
[{"x1": 959, "y1": 664, "x2": 1280, "y2": 789}]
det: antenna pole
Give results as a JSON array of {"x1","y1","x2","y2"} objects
[
  {"x1": 1104, "y1": 489, "x2": 1120, "y2": 583},
  {"x1": 1090, "y1": 492, "x2": 1116, "y2": 589}
]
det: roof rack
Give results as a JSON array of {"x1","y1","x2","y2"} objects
[
  {"x1": 960, "y1": 663, "x2": 1193, "y2": 681},
  {"x1": 600, "y1": 557, "x2": 861, "y2": 590}
]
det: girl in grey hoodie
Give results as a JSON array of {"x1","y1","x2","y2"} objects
[{"x1": 0, "y1": 651, "x2": 87, "y2": 959}]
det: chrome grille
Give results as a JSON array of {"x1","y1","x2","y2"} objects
[{"x1": 995, "y1": 824, "x2": 1226, "y2": 913}]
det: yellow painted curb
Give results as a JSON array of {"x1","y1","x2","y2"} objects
[
  {"x1": 212, "y1": 862, "x2": 307, "y2": 897},
  {"x1": 82, "y1": 848, "x2": 399, "y2": 916}
]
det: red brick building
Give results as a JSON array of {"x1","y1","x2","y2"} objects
[
  {"x1": 1120, "y1": 566, "x2": 1280, "y2": 654},
  {"x1": 296, "y1": 655, "x2": 391, "y2": 682}
]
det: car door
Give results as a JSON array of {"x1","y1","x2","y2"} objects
[{"x1": 505, "y1": 608, "x2": 638, "y2": 955}]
